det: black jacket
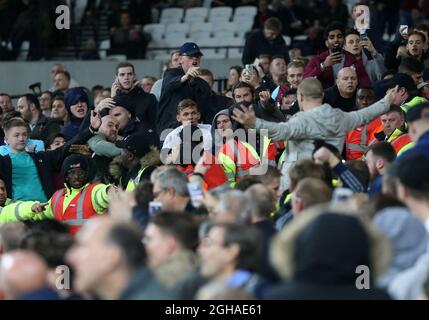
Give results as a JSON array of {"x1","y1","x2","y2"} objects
[
  {"x1": 157, "y1": 67, "x2": 213, "y2": 133},
  {"x1": 0, "y1": 128, "x2": 94, "y2": 200},
  {"x1": 30, "y1": 114, "x2": 62, "y2": 142},
  {"x1": 323, "y1": 85, "x2": 356, "y2": 112},
  {"x1": 242, "y1": 30, "x2": 290, "y2": 66},
  {"x1": 116, "y1": 86, "x2": 157, "y2": 127},
  {"x1": 121, "y1": 118, "x2": 160, "y2": 149}
]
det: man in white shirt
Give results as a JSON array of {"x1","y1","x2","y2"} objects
[{"x1": 161, "y1": 99, "x2": 212, "y2": 153}]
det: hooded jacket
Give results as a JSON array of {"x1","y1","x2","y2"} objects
[
  {"x1": 255, "y1": 98, "x2": 390, "y2": 191},
  {"x1": 211, "y1": 109, "x2": 231, "y2": 155},
  {"x1": 373, "y1": 207, "x2": 428, "y2": 288},
  {"x1": 117, "y1": 86, "x2": 157, "y2": 127}
]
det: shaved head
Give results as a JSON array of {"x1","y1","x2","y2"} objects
[{"x1": 0, "y1": 251, "x2": 48, "y2": 299}]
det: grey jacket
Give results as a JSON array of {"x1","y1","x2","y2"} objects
[
  {"x1": 255, "y1": 98, "x2": 390, "y2": 191},
  {"x1": 363, "y1": 52, "x2": 386, "y2": 82}
]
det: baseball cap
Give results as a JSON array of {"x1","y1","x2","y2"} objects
[
  {"x1": 387, "y1": 73, "x2": 416, "y2": 92},
  {"x1": 115, "y1": 134, "x2": 150, "y2": 158},
  {"x1": 389, "y1": 153, "x2": 429, "y2": 191},
  {"x1": 417, "y1": 82, "x2": 429, "y2": 90},
  {"x1": 112, "y1": 95, "x2": 136, "y2": 117},
  {"x1": 406, "y1": 101, "x2": 429, "y2": 123},
  {"x1": 179, "y1": 42, "x2": 203, "y2": 56}
]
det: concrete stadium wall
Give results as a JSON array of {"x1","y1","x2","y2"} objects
[{"x1": 0, "y1": 58, "x2": 241, "y2": 97}]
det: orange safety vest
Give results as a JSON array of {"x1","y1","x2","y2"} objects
[
  {"x1": 389, "y1": 132, "x2": 413, "y2": 154},
  {"x1": 50, "y1": 183, "x2": 100, "y2": 236},
  {"x1": 345, "y1": 118, "x2": 382, "y2": 160},
  {"x1": 218, "y1": 139, "x2": 260, "y2": 184}
]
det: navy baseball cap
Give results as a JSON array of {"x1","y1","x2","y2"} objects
[
  {"x1": 389, "y1": 153, "x2": 429, "y2": 191},
  {"x1": 179, "y1": 42, "x2": 203, "y2": 56},
  {"x1": 406, "y1": 102, "x2": 429, "y2": 123}
]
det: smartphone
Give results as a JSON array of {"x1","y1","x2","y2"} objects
[
  {"x1": 148, "y1": 201, "x2": 162, "y2": 216},
  {"x1": 187, "y1": 182, "x2": 204, "y2": 208},
  {"x1": 331, "y1": 45, "x2": 342, "y2": 54}
]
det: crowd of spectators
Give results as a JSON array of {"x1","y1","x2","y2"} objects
[{"x1": 1, "y1": 0, "x2": 429, "y2": 301}]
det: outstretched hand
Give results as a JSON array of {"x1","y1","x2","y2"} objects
[
  {"x1": 31, "y1": 202, "x2": 49, "y2": 213},
  {"x1": 384, "y1": 85, "x2": 399, "y2": 105},
  {"x1": 231, "y1": 105, "x2": 257, "y2": 129}
]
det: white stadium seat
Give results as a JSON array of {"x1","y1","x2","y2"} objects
[
  {"x1": 184, "y1": 7, "x2": 208, "y2": 23},
  {"x1": 209, "y1": 6, "x2": 233, "y2": 22},
  {"x1": 160, "y1": 8, "x2": 184, "y2": 24},
  {"x1": 234, "y1": 6, "x2": 257, "y2": 19}
]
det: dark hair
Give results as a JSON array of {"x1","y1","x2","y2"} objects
[
  {"x1": 20, "y1": 230, "x2": 74, "y2": 268},
  {"x1": 135, "y1": 180, "x2": 154, "y2": 209},
  {"x1": 345, "y1": 28, "x2": 360, "y2": 38},
  {"x1": 92, "y1": 85, "x2": 104, "y2": 92},
  {"x1": 230, "y1": 65, "x2": 243, "y2": 76},
  {"x1": 45, "y1": 133, "x2": 66, "y2": 149},
  {"x1": 398, "y1": 57, "x2": 425, "y2": 75},
  {"x1": 345, "y1": 160, "x2": 370, "y2": 189},
  {"x1": 116, "y1": 62, "x2": 135, "y2": 75},
  {"x1": 22, "y1": 93, "x2": 41, "y2": 111},
  {"x1": 324, "y1": 21, "x2": 345, "y2": 39},
  {"x1": 0, "y1": 93, "x2": 11, "y2": 98},
  {"x1": 55, "y1": 70, "x2": 71, "y2": 81},
  {"x1": 151, "y1": 211, "x2": 199, "y2": 251},
  {"x1": 382, "y1": 69, "x2": 397, "y2": 79},
  {"x1": 387, "y1": 104, "x2": 406, "y2": 119},
  {"x1": 26, "y1": 219, "x2": 70, "y2": 234},
  {"x1": 52, "y1": 95, "x2": 65, "y2": 103},
  {"x1": 232, "y1": 82, "x2": 255, "y2": 98},
  {"x1": 264, "y1": 17, "x2": 282, "y2": 33},
  {"x1": 2, "y1": 110, "x2": 23, "y2": 127},
  {"x1": 107, "y1": 223, "x2": 146, "y2": 270},
  {"x1": 235, "y1": 177, "x2": 262, "y2": 191},
  {"x1": 367, "y1": 142, "x2": 396, "y2": 162},
  {"x1": 42, "y1": 91, "x2": 53, "y2": 98},
  {"x1": 218, "y1": 223, "x2": 262, "y2": 272}
]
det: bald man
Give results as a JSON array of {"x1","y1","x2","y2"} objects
[
  {"x1": 324, "y1": 67, "x2": 359, "y2": 112},
  {"x1": 0, "y1": 251, "x2": 48, "y2": 299},
  {"x1": 66, "y1": 217, "x2": 174, "y2": 300}
]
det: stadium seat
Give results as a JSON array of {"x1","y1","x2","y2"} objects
[
  {"x1": 17, "y1": 41, "x2": 30, "y2": 61},
  {"x1": 189, "y1": 22, "x2": 212, "y2": 35},
  {"x1": 234, "y1": 6, "x2": 257, "y2": 19},
  {"x1": 209, "y1": 6, "x2": 233, "y2": 22},
  {"x1": 188, "y1": 31, "x2": 212, "y2": 41},
  {"x1": 74, "y1": 0, "x2": 87, "y2": 24},
  {"x1": 160, "y1": 8, "x2": 184, "y2": 24},
  {"x1": 218, "y1": 36, "x2": 244, "y2": 59},
  {"x1": 143, "y1": 23, "x2": 166, "y2": 40},
  {"x1": 99, "y1": 39, "x2": 110, "y2": 59},
  {"x1": 165, "y1": 31, "x2": 188, "y2": 41},
  {"x1": 184, "y1": 7, "x2": 208, "y2": 23},
  {"x1": 215, "y1": 22, "x2": 237, "y2": 33},
  {"x1": 165, "y1": 23, "x2": 190, "y2": 35},
  {"x1": 233, "y1": 17, "x2": 254, "y2": 31},
  {"x1": 195, "y1": 37, "x2": 224, "y2": 58},
  {"x1": 212, "y1": 30, "x2": 236, "y2": 40}
]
